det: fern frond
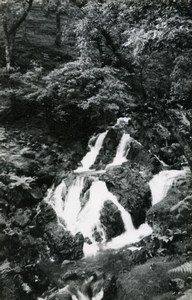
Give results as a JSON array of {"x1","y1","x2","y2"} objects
[{"x1": 168, "y1": 261, "x2": 192, "y2": 274}]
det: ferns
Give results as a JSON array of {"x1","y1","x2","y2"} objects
[{"x1": 168, "y1": 261, "x2": 192, "y2": 274}]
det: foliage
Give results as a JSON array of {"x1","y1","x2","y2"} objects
[
  {"x1": 37, "y1": 60, "x2": 134, "y2": 134},
  {"x1": 9, "y1": 62, "x2": 44, "y2": 101},
  {"x1": 0, "y1": 0, "x2": 192, "y2": 164},
  {"x1": 151, "y1": 224, "x2": 187, "y2": 255},
  {"x1": 8, "y1": 174, "x2": 36, "y2": 190},
  {"x1": 168, "y1": 261, "x2": 192, "y2": 274},
  {"x1": 0, "y1": 0, "x2": 28, "y2": 19},
  {"x1": 170, "y1": 194, "x2": 192, "y2": 220}
]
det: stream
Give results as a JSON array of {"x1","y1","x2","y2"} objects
[{"x1": 42, "y1": 118, "x2": 188, "y2": 300}]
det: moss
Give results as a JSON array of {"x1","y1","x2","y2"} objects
[{"x1": 116, "y1": 257, "x2": 181, "y2": 300}]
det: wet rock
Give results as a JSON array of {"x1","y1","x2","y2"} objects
[
  {"x1": 159, "y1": 143, "x2": 183, "y2": 166},
  {"x1": 170, "y1": 278, "x2": 185, "y2": 292},
  {"x1": 7, "y1": 185, "x2": 41, "y2": 208},
  {"x1": 35, "y1": 202, "x2": 57, "y2": 230},
  {"x1": 19, "y1": 265, "x2": 50, "y2": 297},
  {"x1": 102, "y1": 166, "x2": 151, "y2": 228},
  {"x1": 6, "y1": 232, "x2": 40, "y2": 265},
  {"x1": 0, "y1": 233, "x2": 7, "y2": 261},
  {"x1": 0, "y1": 270, "x2": 17, "y2": 300},
  {"x1": 21, "y1": 148, "x2": 36, "y2": 159},
  {"x1": 0, "y1": 233, "x2": 6, "y2": 247},
  {"x1": 0, "y1": 212, "x2": 6, "y2": 230},
  {"x1": 44, "y1": 225, "x2": 84, "y2": 261},
  {"x1": 13, "y1": 208, "x2": 32, "y2": 228},
  {"x1": 30, "y1": 186, "x2": 43, "y2": 200},
  {"x1": 127, "y1": 140, "x2": 156, "y2": 170},
  {"x1": 100, "y1": 201, "x2": 125, "y2": 241},
  {"x1": 147, "y1": 187, "x2": 190, "y2": 229},
  {"x1": 93, "y1": 128, "x2": 122, "y2": 169}
]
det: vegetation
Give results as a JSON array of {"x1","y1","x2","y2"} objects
[
  {"x1": 0, "y1": 0, "x2": 191, "y2": 168},
  {"x1": 0, "y1": 1, "x2": 192, "y2": 299},
  {"x1": 0, "y1": 0, "x2": 34, "y2": 71}
]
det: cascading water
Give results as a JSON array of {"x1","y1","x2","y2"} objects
[
  {"x1": 62, "y1": 177, "x2": 85, "y2": 234},
  {"x1": 45, "y1": 120, "x2": 153, "y2": 257},
  {"x1": 106, "y1": 133, "x2": 132, "y2": 168},
  {"x1": 44, "y1": 180, "x2": 66, "y2": 223},
  {"x1": 45, "y1": 117, "x2": 189, "y2": 258},
  {"x1": 75, "y1": 131, "x2": 108, "y2": 172},
  {"x1": 149, "y1": 168, "x2": 188, "y2": 206},
  {"x1": 42, "y1": 117, "x2": 190, "y2": 300}
]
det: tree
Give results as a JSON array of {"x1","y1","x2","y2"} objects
[
  {"x1": 0, "y1": 0, "x2": 34, "y2": 72},
  {"x1": 71, "y1": 0, "x2": 192, "y2": 171},
  {"x1": 42, "y1": 0, "x2": 69, "y2": 47}
]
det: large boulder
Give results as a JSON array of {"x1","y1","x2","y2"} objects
[
  {"x1": 35, "y1": 202, "x2": 84, "y2": 261},
  {"x1": 93, "y1": 128, "x2": 122, "y2": 169},
  {"x1": 127, "y1": 140, "x2": 162, "y2": 174},
  {"x1": 101, "y1": 166, "x2": 151, "y2": 228},
  {"x1": 100, "y1": 200, "x2": 125, "y2": 241},
  {"x1": 44, "y1": 224, "x2": 84, "y2": 261}
]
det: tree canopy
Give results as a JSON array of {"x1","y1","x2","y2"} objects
[{"x1": 0, "y1": 0, "x2": 192, "y2": 168}]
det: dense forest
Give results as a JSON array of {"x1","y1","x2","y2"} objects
[{"x1": 0, "y1": 0, "x2": 192, "y2": 299}]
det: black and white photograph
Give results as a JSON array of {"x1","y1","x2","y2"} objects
[{"x1": 0, "y1": 0, "x2": 192, "y2": 299}]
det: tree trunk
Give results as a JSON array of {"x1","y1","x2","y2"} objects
[
  {"x1": 2, "y1": 0, "x2": 34, "y2": 71},
  {"x1": 4, "y1": 34, "x2": 15, "y2": 73},
  {"x1": 55, "y1": 10, "x2": 62, "y2": 47}
]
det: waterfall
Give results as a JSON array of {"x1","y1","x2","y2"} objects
[
  {"x1": 76, "y1": 181, "x2": 107, "y2": 243},
  {"x1": 76, "y1": 180, "x2": 152, "y2": 255},
  {"x1": 45, "y1": 180, "x2": 66, "y2": 221},
  {"x1": 45, "y1": 176, "x2": 152, "y2": 256},
  {"x1": 106, "y1": 133, "x2": 132, "y2": 168},
  {"x1": 105, "y1": 223, "x2": 152, "y2": 250},
  {"x1": 75, "y1": 131, "x2": 108, "y2": 172},
  {"x1": 149, "y1": 169, "x2": 188, "y2": 206},
  {"x1": 44, "y1": 120, "x2": 155, "y2": 257},
  {"x1": 62, "y1": 177, "x2": 85, "y2": 234},
  {"x1": 46, "y1": 118, "x2": 190, "y2": 258}
]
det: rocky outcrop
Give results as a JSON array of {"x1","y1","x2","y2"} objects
[
  {"x1": 101, "y1": 165, "x2": 151, "y2": 228},
  {"x1": 93, "y1": 128, "x2": 122, "y2": 169},
  {"x1": 116, "y1": 257, "x2": 181, "y2": 300},
  {"x1": 100, "y1": 200, "x2": 125, "y2": 241},
  {"x1": 34, "y1": 202, "x2": 84, "y2": 261},
  {"x1": 127, "y1": 140, "x2": 162, "y2": 174}
]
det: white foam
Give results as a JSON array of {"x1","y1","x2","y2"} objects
[{"x1": 149, "y1": 169, "x2": 188, "y2": 205}]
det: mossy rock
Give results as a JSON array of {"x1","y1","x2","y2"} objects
[{"x1": 116, "y1": 257, "x2": 180, "y2": 300}]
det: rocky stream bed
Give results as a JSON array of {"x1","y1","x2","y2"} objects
[{"x1": 0, "y1": 117, "x2": 192, "y2": 300}]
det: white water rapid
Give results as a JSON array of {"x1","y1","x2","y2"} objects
[
  {"x1": 149, "y1": 168, "x2": 188, "y2": 206},
  {"x1": 44, "y1": 180, "x2": 66, "y2": 222},
  {"x1": 106, "y1": 133, "x2": 132, "y2": 168},
  {"x1": 45, "y1": 117, "x2": 189, "y2": 258},
  {"x1": 75, "y1": 131, "x2": 108, "y2": 172}
]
